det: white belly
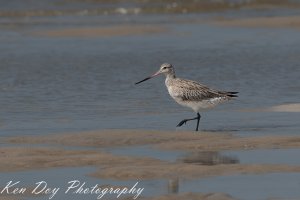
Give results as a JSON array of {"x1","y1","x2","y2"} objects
[
  {"x1": 170, "y1": 94, "x2": 227, "y2": 112},
  {"x1": 173, "y1": 97, "x2": 216, "y2": 111}
]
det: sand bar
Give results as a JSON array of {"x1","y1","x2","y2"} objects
[
  {"x1": 8, "y1": 129, "x2": 300, "y2": 151},
  {"x1": 140, "y1": 192, "x2": 236, "y2": 200},
  {"x1": 0, "y1": 146, "x2": 162, "y2": 172},
  {"x1": 240, "y1": 103, "x2": 300, "y2": 113},
  {"x1": 213, "y1": 15, "x2": 300, "y2": 28},
  {"x1": 33, "y1": 25, "x2": 169, "y2": 37},
  {"x1": 3, "y1": 130, "x2": 300, "y2": 180},
  {"x1": 266, "y1": 103, "x2": 300, "y2": 112}
]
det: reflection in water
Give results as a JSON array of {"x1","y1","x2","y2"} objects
[
  {"x1": 166, "y1": 152, "x2": 238, "y2": 194},
  {"x1": 179, "y1": 151, "x2": 239, "y2": 165},
  {"x1": 168, "y1": 177, "x2": 179, "y2": 194}
]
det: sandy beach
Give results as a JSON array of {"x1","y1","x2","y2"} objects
[
  {"x1": 1, "y1": 128, "x2": 300, "y2": 199},
  {"x1": 140, "y1": 192, "x2": 236, "y2": 200},
  {"x1": 32, "y1": 25, "x2": 170, "y2": 37},
  {"x1": 5, "y1": 130, "x2": 300, "y2": 179},
  {"x1": 212, "y1": 15, "x2": 300, "y2": 28}
]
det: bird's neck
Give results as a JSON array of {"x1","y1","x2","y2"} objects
[{"x1": 166, "y1": 72, "x2": 176, "y2": 80}]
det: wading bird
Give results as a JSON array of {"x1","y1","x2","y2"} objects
[{"x1": 135, "y1": 63, "x2": 238, "y2": 131}]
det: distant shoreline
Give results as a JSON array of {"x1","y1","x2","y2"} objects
[{"x1": 26, "y1": 15, "x2": 300, "y2": 38}]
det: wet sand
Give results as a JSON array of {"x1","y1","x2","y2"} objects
[
  {"x1": 140, "y1": 192, "x2": 236, "y2": 200},
  {"x1": 0, "y1": 146, "x2": 162, "y2": 172},
  {"x1": 33, "y1": 25, "x2": 169, "y2": 37},
  {"x1": 30, "y1": 14, "x2": 300, "y2": 40},
  {"x1": 4, "y1": 129, "x2": 300, "y2": 181},
  {"x1": 266, "y1": 103, "x2": 300, "y2": 112},
  {"x1": 213, "y1": 15, "x2": 300, "y2": 29},
  {"x1": 239, "y1": 103, "x2": 300, "y2": 113},
  {"x1": 0, "y1": 197, "x2": 18, "y2": 200},
  {"x1": 2, "y1": 105, "x2": 300, "y2": 198},
  {"x1": 8, "y1": 129, "x2": 300, "y2": 151}
]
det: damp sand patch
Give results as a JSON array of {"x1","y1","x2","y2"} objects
[
  {"x1": 212, "y1": 15, "x2": 300, "y2": 29},
  {"x1": 240, "y1": 103, "x2": 300, "y2": 113},
  {"x1": 265, "y1": 103, "x2": 300, "y2": 112},
  {"x1": 8, "y1": 129, "x2": 300, "y2": 152},
  {"x1": 4, "y1": 130, "x2": 300, "y2": 180},
  {"x1": 32, "y1": 25, "x2": 170, "y2": 37},
  {"x1": 0, "y1": 146, "x2": 162, "y2": 172},
  {"x1": 139, "y1": 192, "x2": 236, "y2": 200},
  {"x1": 8, "y1": 130, "x2": 232, "y2": 148},
  {"x1": 2, "y1": 144, "x2": 299, "y2": 193}
]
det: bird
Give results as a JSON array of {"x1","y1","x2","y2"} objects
[{"x1": 135, "y1": 63, "x2": 238, "y2": 131}]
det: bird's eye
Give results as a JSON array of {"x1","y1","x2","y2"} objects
[{"x1": 162, "y1": 67, "x2": 167, "y2": 69}]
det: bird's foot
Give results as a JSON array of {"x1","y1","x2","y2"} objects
[{"x1": 177, "y1": 119, "x2": 188, "y2": 127}]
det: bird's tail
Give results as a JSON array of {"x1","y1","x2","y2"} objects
[{"x1": 227, "y1": 91, "x2": 238, "y2": 98}]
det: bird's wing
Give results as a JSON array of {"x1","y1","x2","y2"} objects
[{"x1": 170, "y1": 78, "x2": 227, "y2": 101}]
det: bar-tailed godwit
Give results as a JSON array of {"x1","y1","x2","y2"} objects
[{"x1": 135, "y1": 63, "x2": 238, "y2": 131}]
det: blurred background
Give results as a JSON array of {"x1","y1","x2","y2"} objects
[{"x1": 0, "y1": 0, "x2": 300, "y2": 136}]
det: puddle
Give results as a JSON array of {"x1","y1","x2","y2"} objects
[
  {"x1": 223, "y1": 148, "x2": 300, "y2": 165},
  {"x1": 180, "y1": 173, "x2": 300, "y2": 200},
  {"x1": 178, "y1": 151, "x2": 239, "y2": 165},
  {"x1": 103, "y1": 145, "x2": 185, "y2": 162},
  {"x1": 104, "y1": 146, "x2": 240, "y2": 166}
]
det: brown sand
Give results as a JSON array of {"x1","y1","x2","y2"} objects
[
  {"x1": 0, "y1": 197, "x2": 19, "y2": 200},
  {"x1": 91, "y1": 162, "x2": 300, "y2": 180},
  {"x1": 2, "y1": 130, "x2": 300, "y2": 199},
  {"x1": 9, "y1": 130, "x2": 300, "y2": 151},
  {"x1": 266, "y1": 103, "x2": 300, "y2": 112},
  {"x1": 4, "y1": 130, "x2": 300, "y2": 180},
  {"x1": 213, "y1": 15, "x2": 300, "y2": 28},
  {"x1": 30, "y1": 15, "x2": 300, "y2": 40},
  {"x1": 240, "y1": 103, "x2": 300, "y2": 113},
  {"x1": 8, "y1": 130, "x2": 230, "y2": 148},
  {"x1": 140, "y1": 192, "x2": 236, "y2": 200},
  {"x1": 3, "y1": 144, "x2": 299, "y2": 180},
  {"x1": 33, "y1": 25, "x2": 169, "y2": 37},
  {"x1": 0, "y1": 146, "x2": 162, "y2": 172}
]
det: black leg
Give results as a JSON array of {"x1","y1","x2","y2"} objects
[
  {"x1": 177, "y1": 112, "x2": 201, "y2": 131},
  {"x1": 195, "y1": 113, "x2": 201, "y2": 131}
]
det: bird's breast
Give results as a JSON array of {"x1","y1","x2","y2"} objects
[{"x1": 166, "y1": 86, "x2": 185, "y2": 104}]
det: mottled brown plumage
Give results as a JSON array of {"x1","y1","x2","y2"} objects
[{"x1": 166, "y1": 77, "x2": 237, "y2": 102}]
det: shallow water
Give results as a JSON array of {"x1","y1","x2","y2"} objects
[
  {"x1": 0, "y1": 11, "x2": 300, "y2": 136},
  {"x1": 104, "y1": 144, "x2": 300, "y2": 166},
  {"x1": 1, "y1": 3, "x2": 300, "y2": 200},
  {"x1": 183, "y1": 173, "x2": 300, "y2": 200},
  {"x1": 104, "y1": 145, "x2": 184, "y2": 163},
  {"x1": 224, "y1": 148, "x2": 300, "y2": 165}
]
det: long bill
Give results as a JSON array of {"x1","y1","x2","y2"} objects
[{"x1": 135, "y1": 71, "x2": 161, "y2": 85}]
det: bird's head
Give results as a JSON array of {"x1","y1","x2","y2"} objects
[
  {"x1": 158, "y1": 63, "x2": 175, "y2": 75},
  {"x1": 135, "y1": 63, "x2": 175, "y2": 85}
]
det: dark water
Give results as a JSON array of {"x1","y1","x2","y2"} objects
[{"x1": 1, "y1": 10, "x2": 300, "y2": 136}]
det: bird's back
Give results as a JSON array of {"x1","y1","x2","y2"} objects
[{"x1": 165, "y1": 77, "x2": 237, "y2": 111}]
